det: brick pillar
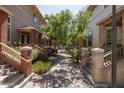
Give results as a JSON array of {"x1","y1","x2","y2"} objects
[
  {"x1": 20, "y1": 46, "x2": 32, "y2": 76},
  {"x1": 80, "y1": 48, "x2": 89, "y2": 67},
  {"x1": 91, "y1": 48, "x2": 105, "y2": 85},
  {"x1": 0, "y1": 10, "x2": 8, "y2": 44}
]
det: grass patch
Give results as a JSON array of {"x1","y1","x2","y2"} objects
[{"x1": 32, "y1": 60, "x2": 53, "y2": 74}]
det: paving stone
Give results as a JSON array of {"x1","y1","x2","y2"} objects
[{"x1": 24, "y1": 49, "x2": 93, "y2": 88}]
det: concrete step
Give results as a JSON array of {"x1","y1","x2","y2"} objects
[
  {"x1": 2, "y1": 67, "x2": 15, "y2": 75},
  {"x1": 3, "y1": 74, "x2": 25, "y2": 88},
  {"x1": 0, "y1": 76, "x2": 9, "y2": 84},
  {"x1": 0, "y1": 61, "x2": 5, "y2": 65},
  {"x1": 7, "y1": 70, "x2": 20, "y2": 76},
  {"x1": 0, "y1": 70, "x2": 2, "y2": 76},
  {"x1": 7, "y1": 67, "x2": 15, "y2": 73},
  {"x1": 0, "y1": 70, "x2": 20, "y2": 84},
  {"x1": 0, "y1": 65, "x2": 4, "y2": 70},
  {"x1": 0, "y1": 64, "x2": 10, "y2": 70}
]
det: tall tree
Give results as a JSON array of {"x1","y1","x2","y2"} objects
[{"x1": 41, "y1": 9, "x2": 73, "y2": 46}]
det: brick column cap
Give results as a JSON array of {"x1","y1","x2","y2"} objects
[
  {"x1": 80, "y1": 47, "x2": 88, "y2": 51},
  {"x1": 20, "y1": 46, "x2": 32, "y2": 50},
  {"x1": 91, "y1": 48, "x2": 104, "y2": 53}
]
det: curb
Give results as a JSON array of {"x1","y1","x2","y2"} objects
[{"x1": 14, "y1": 72, "x2": 35, "y2": 88}]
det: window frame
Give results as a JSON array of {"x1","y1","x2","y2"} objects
[{"x1": 7, "y1": 16, "x2": 12, "y2": 44}]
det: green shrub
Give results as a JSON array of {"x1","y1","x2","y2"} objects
[
  {"x1": 11, "y1": 46, "x2": 40, "y2": 60},
  {"x1": 32, "y1": 60, "x2": 53, "y2": 74},
  {"x1": 69, "y1": 48, "x2": 79, "y2": 59},
  {"x1": 32, "y1": 48, "x2": 40, "y2": 60},
  {"x1": 11, "y1": 46, "x2": 20, "y2": 52}
]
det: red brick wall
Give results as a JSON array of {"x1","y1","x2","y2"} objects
[{"x1": 0, "y1": 10, "x2": 8, "y2": 44}]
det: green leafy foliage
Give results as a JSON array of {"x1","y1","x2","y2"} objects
[
  {"x1": 11, "y1": 46, "x2": 40, "y2": 61},
  {"x1": 41, "y1": 8, "x2": 91, "y2": 63},
  {"x1": 32, "y1": 60, "x2": 53, "y2": 74},
  {"x1": 32, "y1": 48, "x2": 40, "y2": 60},
  {"x1": 41, "y1": 9, "x2": 73, "y2": 46},
  {"x1": 69, "y1": 48, "x2": 79, "y2": 59}
]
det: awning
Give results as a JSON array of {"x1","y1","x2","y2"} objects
[
  {"x1": 0, "y1": 5, "x2": 13, "y2": 16},
  {"x1": 18, "y1": 26, "x2": 40, "y2": 33}
]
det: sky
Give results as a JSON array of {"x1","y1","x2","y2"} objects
[{"x1": 37, "y1": 5, "x2": 86, "y2": 16}]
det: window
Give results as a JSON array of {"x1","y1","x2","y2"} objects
[
  {"x1": 88, "y1": 32, "x2": 93, "y2": 47},
  {"x1": 104, "y1": 5, "x2": 109, "y2": 9},
  {"x1": 38, "y1": 34, "x2": 41, "y2": 44},
  {"x1": 32, "y1": 13, "x2": 36, "y2": 22},
  {"x1": 7, "y1": 16, "x2": 11, "y2": 44},
  {"x1": 20, "y1": 33, "x2": 29, "y2": 44},
  {"x1": 107, "y1": 27, "x2": 112, "y2": 45}
]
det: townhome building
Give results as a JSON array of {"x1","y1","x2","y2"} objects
[
  {"x1": 87, "y1": 5, "x2": 124, "y2": 87},
  {"x1": 87, "y1": 5, "x2": 124, "y2": 51},
  {"x1": 0, "y1": 5, "x2": 48, "y2": 87},
  {"x1": 2, "y1": 5, "x2": 47, "y2": 46}
]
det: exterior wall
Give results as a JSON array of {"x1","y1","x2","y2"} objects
[
  {"x1": 99, "y1": 24, "x2": 107, "y2": 47},
  {"x1": 0, "y1": 10, "x2": 8, "y2": 44},
  {"x1": 88, "y1": 5, "x2": 124, "y2": 48},
  {"x1": 4, "y1": 5, "x2": 41, "y2": 45}
]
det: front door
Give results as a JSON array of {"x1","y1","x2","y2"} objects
[{"x1": 20, "y1": 32, "x2": 29, "y2": 45}]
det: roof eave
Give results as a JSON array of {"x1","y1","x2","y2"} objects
[
  {"x1": 87, "y1": 5, "x2": 97, "y2": 12},
  {"x1": 0, "y1": 5, "x2": 13, "y2": 16},
  {"x1": 31, "y1": 5, "x2": 48, "y2": 26}
]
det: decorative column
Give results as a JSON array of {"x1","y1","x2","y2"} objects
[
  {"x1": 91, "y1": 48, "x2": 106, "y2": 86},
  {"x1": 20, "y1": 46, "x2": 32, "y2": 76}
]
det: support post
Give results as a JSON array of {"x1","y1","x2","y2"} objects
[{"x1": 111, "y1": 5, "x2": 117, "y2": 88}]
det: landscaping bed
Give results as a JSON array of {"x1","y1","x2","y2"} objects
[
  {"x1": 11, "y1": 46, "x2": 56, "y2": 74},
  {"x1": 32, "y1": 60, "x2": 53, "y2": 74}
]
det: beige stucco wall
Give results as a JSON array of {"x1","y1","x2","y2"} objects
[
  {"x1": 4, "y1": 5, "x2": 41, "y2": 44},
  {"x1": 88, "y1": 5, "x2": 124, "y2": 48}
]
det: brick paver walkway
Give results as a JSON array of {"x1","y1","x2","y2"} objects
[{"x1": 24, "y1": 49, "x2": 92, "y2": 88}]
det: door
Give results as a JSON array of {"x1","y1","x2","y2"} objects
[{"x1": 20, "y1": 32, "x2": 29, "y2": 45}]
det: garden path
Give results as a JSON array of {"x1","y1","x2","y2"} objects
[{"x1": 24, "y1": 49, "x2": 93, "y2": 88}]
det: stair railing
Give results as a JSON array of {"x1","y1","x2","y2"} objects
[
  {"x1": 0, "y1": 42, "x2": 29, "y2": 63},
  {"x1": 104, "y1": 46, "x2": 124, "y2": 68}
]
